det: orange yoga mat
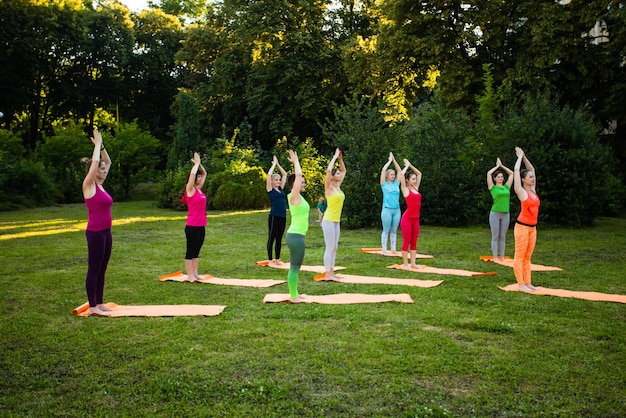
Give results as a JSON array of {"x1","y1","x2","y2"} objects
[
  {"x1": 498, "y1": 284, "x2": 626, "y2": 304},
  {"x1": 312, "y1": 272, "x2": 443, "y2": 288},
  {"x1": 360, "y1": 248, "x2": 434, "y2": 258},
  {"x1": 159, "y1": 271, "x2": 285, "y2": 288},
  {"x1": 254, "y1": 260, "x2": 346, "y2": 273},
  {"x1": 263, "y1": 293, "x2": 414, "y2": 304},
  {"x1": 72, "y1": 302, "x2": 226, "y2": 317},
  {"x1": 479, "y1": 256, "x2": 563, "y2": 271},
  {"x1": 387, "y1": 264, "x2": 496, "y2": 277}
]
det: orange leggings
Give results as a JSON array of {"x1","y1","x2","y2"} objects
[{"x1": 513, "y1": 223, "x2": 537, "y2": 285}]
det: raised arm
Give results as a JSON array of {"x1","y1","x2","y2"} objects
[
  {"x1": 513, "y1": 147, "x2": 527, "y2": 201},
  {"x1": 287, "y1": 150, "x2": 303, "y2": 206},
  {"x1": 408, "y1": 161, "x2": 423, "y2": 190},
  {"x1": 186, "y1": 152, "x2": 202, "y2": 195},
  {"x1": 522, "y1": 154, "x2": 535, "y2": 188},
  {"x1": 380, "y1": 152, "x2": 402, "y2": 185},
  {"x1": 276, "y1": 157, "x2": 287, "y2": 189},
  {"x1": 337, "y1": 150, "x2": 346, "y2": 177},
  {"x1": 82, "y1": 129, "x2": 104, "y2": 197},
  {"x1": 499, "y1": 158, "x2": 514, "y2": 187},
  {"x1": 486, "y1": 159, "x2": 499, "y2": 190},
  {"x1": 325, "y1": 148, "x2": 344, "y2": 192},
  {"x1": 380, "y1": 155, "x2": 392, "y2": 185},
  {"x1": 266, "y1": 156, "x2": 277, "y2": 192},
  {"x1": 400, "y1": 159, "x2": 410, "y2": 195}
]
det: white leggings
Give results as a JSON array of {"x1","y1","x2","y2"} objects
[{"x1": 321, "y1": 220, "x2": 340, "y2": 272}]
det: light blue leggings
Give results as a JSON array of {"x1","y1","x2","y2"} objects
[
  {"x1": 381, "y1": 207, "x2": 401, "y2": 252},
  {"x1": 489, "y1": 211, "x2": 510, "y2": 259}
]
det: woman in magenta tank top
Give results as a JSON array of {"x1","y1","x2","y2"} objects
[
  {"x1": 82, "y1": 129, "x2": 113, "y2": 316},
  {"x1": 181, "y1": 152, "x2": 207, "y2": 282}
]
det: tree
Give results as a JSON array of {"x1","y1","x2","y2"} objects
[
  {"x1": 105, "y1": 122, "x2": 162, "y2": 199},
  {"x1": 322, "y1": 95, "x2": 397, "y2": 228},
  {"x1": 168, "y1": 90, "x2": 200, "y2": 169},
  {"x1": 124, "y1": 9, "x2": 184, "y2": 139}
]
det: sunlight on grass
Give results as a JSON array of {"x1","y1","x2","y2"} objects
[{"x1": 0, "y1": 210, "x2": 268, "y2": 241}]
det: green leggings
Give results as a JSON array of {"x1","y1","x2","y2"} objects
[{"x1": 286, "y1": 233, "x2": 305, "y2": 298}]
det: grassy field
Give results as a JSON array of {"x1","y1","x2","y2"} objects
[{"x1": 0, "y1": 201, "x2": 624, "y2": 417}]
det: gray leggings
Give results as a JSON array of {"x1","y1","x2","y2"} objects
[
  {"x1": 489, "y1": 211, "x2": 510, "y2": 259},
  {"x1": 321, "y1": 219, "x2": 340, "y2": 272}
]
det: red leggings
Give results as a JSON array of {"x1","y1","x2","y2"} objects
[
  {"x1": 401, "y1": 216, "x2": 420, "y2": 251},
  {"x1": 514, "y1": 223, "x2": 537, "y2": 284}
]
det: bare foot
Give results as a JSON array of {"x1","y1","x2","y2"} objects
[
  {"x1": 526, "y1": 284, "x2": 537, "y2": 291},
  {"x1": 96, "y1": 304, "x2": 113, "y2": 312},
  {"x1": 194, "y1": 274, "x2": 205, "y2": 282},
  {"x1": 289, "y1": 295, "x2": 307, "y2": 303},
  {"x1": 518, "y1": 284, "x2": 533, "y2": 292},
  {"x1": 404, "y1": 264, "x2": 411, "y2": 271},
  {"x1": 410, "y1": 264, "x2": 422, "y2": 270},
  {"x1": 88, "y1": 306, "x2": 110, "y2": 316},
  {"x1": 274, "y1": 259, "x2": 284, "y2": 265}
]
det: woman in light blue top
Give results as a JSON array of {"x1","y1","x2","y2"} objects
[{"x1": 380, "y1": 152, "x2": 402, "y2": 254}]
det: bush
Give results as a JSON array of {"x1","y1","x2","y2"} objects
[
  {"x1": 35, "y1": 126, "x2": 93, "y2": 203},
  {"x1": 156, "y1": 166, "x2": 188, "y2": 210},
  {"x1": 0, "y1": 159, "x2": 60, "y2": 210},
  {"x1": 499, "y1": 94, "x2": 621, "y2": 227},
  {"x1": 401, "y1": 95, "x2": 477, "y2": 226},
  {"x1": 209, "y1": 165, "x2": 267, "y2": 210},
  {"x1": 105, "y1": 122, "x2": 162, "y2": 200},
  {"x1": 322, "y1": 95, "x2": 397, "y2": 229}
]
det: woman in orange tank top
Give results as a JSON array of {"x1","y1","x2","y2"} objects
[{"x1": 513, "y1": 147, "x2": 540, "y2": 291}]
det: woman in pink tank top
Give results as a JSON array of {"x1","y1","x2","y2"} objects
[
  {"x1": 181, "y1": 152, "x2": 207, "y2": 282},
  {"x1": 82, "y1": 129, "x2": 114, "y2": 316}
]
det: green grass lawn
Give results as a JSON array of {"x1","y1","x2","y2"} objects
[{"x1": 1, "y1": 201, "x2": 624, "y2": 417}]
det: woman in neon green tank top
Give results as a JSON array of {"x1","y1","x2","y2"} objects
[
  {"x1": 320, "y1": 148, "x2": 346, "y2": 280},
  {"x1": 285, "y1": 150, "x2": 309, "y2": 302}
]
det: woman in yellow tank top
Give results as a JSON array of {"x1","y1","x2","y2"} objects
[{"x1": 320, "y1": 148, "x2": 346, "y2": 280}]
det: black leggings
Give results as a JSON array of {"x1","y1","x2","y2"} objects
[
  {"x1": 185, "y1": 226, "x2": 205, "y2": 259},
  {"x1": 85, "y1": 229, "x2": 112, "y2": 307},
  {"x1": 267, "y1": 215, "x2": 286, "y2": 260}
]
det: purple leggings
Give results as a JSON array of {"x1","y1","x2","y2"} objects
[{"x1": 85, "y1": 229, "x2": 112, "y2": 307}]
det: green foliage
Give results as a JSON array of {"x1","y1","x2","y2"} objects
[
  {"x1": 156, "y1": 165, "x2": 188, "y2": 210},
  {"x1": 104, "y1": 122, "x2": 162, "y2": 200},
  {"x1": 204, "y1": 132, "x2": 267, "y2": 210},
  {"x1": 402, "y1": 94, "x2": 476, "y2": 226},
  {"x1": 35, "y1": 126, "x2": 93, "y2": 203},
  {"x1": 210, "y1": 166, "x2": 267, "y2": 210},
  {"x1": 499, "y1": 94, "x2": 621, "y2": 226},
  {"x1": 168, "y1": 91, "x2": 200, "y2": 169},
  {"x1": 0, "y1": 130, "x2": 27, "y2": 160},
  {"x1": 322, "y1": 95, "x2": 397, "y2": 228},
  {"x1": 0, "y1": 159, "x2": 60, "y2": 211}
]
